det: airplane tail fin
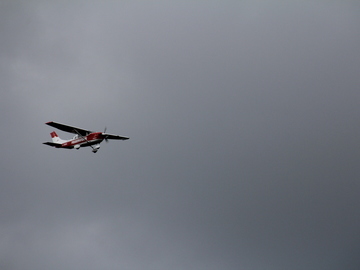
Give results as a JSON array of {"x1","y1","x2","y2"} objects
[{"x1": 50, "y1": 131, "x2": 66, "y2": 144}]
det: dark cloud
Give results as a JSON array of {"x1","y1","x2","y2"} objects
[{"x1": 1, "y1": 1, "x2": 360, "y2": 269}]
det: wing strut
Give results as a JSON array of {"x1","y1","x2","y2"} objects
[{"x1": 73, "y1": 129, "x2": 98, "y2": 153}]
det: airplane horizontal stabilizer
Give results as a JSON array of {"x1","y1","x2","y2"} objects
[{"x1": 43, "y1": 142, "x2": 63, "y2": 147}]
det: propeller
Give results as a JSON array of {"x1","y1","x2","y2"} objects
[{"x1": 103, "y1": 127, "x2": 109, "y2": 143}]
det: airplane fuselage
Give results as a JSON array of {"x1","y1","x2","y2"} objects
[{"x1": 62, "y1": 132, "x2": 104, "y2": 149}]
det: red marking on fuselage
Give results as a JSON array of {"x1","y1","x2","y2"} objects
[{"x1": 61, "y1": 132, "x2": 104, "y2": 148}]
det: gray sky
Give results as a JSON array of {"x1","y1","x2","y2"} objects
[{"x1": 1, "y1": 1, "x2": 360, "y2": 269}]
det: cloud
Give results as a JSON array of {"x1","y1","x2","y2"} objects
[{"x1": 1, "y1": 1, "x2": 360, "y2": 269}]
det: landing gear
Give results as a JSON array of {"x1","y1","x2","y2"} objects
[
  {"x1": 92, "y1": 144, "x2": 100, "y2": 153},
  {"x1": 73, "y1": 129, "x2": 101, "y2": 153}
]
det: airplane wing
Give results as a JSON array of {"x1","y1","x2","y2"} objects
[
  {"x1": 45, "y1": 121, "x2": 92, "y2": 136},
  {"x1": 103, "y1": 133, "x2": 129, "y2": 140}
]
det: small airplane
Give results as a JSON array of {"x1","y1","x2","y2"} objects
[{"x1": 43, "y1": 121, "x2": 129, "y2": 153}]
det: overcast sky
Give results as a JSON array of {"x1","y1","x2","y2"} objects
[{"x1": 1, "y1": 1, "x2": 360, "y2": 269}]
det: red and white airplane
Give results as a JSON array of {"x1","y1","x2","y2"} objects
[{"x1": 43, "y1": 121, "x2": 129, "y2": 153}]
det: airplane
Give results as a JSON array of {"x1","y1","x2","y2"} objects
[{"x1": 43, "y1": 121, "x2": 129, "y2": 153}]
